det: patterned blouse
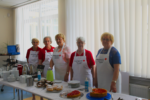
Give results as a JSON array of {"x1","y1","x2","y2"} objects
[{"x1": 54, "y1": 44, "x2": 71, "y2": 62}]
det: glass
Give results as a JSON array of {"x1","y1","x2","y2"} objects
[{"x1": 102, "y1": 38, "x2": 110, "y2": 41}]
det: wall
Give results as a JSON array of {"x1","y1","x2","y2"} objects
[
  {"x1": 58, "y1": 0, "x2": 66, "y2": 35},
  {"x1": 0, "y1": 7, "x2": 14, "y2": 68}
]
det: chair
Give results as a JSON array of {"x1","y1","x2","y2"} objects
[{"x1": 121, "y1": 71, "x2": 129, "y2": 94}]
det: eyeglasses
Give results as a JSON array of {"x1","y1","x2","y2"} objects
[{"x1": 102, "y1": 38, "x2": 110, "y2": 41}]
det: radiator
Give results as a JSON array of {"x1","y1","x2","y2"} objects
[{"x1": 129, "y1": 84, "x2": 150, "y2": 99}]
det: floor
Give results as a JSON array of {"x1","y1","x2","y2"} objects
[{"x1": 0, "y1": 85, "x2": 47, "y2": 100}]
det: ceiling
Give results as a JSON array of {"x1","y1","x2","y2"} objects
[{"x1": 0, "y1": 0, "x2": 40, "y2": 8}]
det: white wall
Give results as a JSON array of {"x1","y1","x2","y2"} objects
[{"x1": 0, "y1": 7, "x2": 14, "y2": 68}]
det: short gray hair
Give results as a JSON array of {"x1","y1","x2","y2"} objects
[
  {"x1": 76, "y1": 37, "x2": 85, "y2": 43},
  {"x1": 43, "y1": 36, "x2": 52, "y2": 43}
]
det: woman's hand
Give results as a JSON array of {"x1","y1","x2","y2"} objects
[
  {"x1": 93, "y1": 79, "x2": 98, "y2": 88},
  {"x1": 64, "y1": 74, "x2": 69, "y2": 82},
  {"x1": 110, "y1": 82, "x2": 117, "y2": 93}
]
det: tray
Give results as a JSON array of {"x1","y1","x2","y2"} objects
[
  {"x1": 47, "y1": 90, "x2": 62, "y2": 93},
  {"x1": 86, "y1": 93, "x2": 111, "y2": 100},
  {"x1": 54, "y1": 80, "x2": 62, "y2": 83}
]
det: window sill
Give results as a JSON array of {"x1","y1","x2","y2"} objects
[{"x1": 130, "y1": 76, "x2": 150, "y2": 86}]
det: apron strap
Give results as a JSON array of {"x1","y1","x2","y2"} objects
[
  {"x1": 61, "y1": 43, "x2": 65, "y2": 52},
  {"x1": 100, "y1": 46, "x2": 112, "y2": 54},
  {"x1": 83, "y1": 49, "x2": 85, "y2": 56},
  {"x1": 107, "y1": 46, "x2": 112, "y2": 55},
  {"x1": 45, "y1": 50, "x2": 47, "y2": 53},
  {"x1": 56, "y1": 43, "x2": 65, "y2": 53},
  {"x1": 75, "y1": 49, "x2": 85, "y2": 56}
]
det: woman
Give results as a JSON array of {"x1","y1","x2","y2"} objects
[
  {"x1": 69, "y1": 37, "x2": 95, "y2": 87},
  {"x1": 50, "y1": 33, "x2": 71, "y2": 81},
  {"x1": 38, "y1": 36, "x2": 55, "y2": 78},
  {"x1": 26, "y1": 38, "x2": 41, "y2": 100},
  {"x1": 26, "y1": 38, "x2": 41, "y2": 73},
  {"x1": 96, "y1": 32, "x2": 121, "y2": 93}
]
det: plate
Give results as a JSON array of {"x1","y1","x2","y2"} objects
[
  {"x1": 86, "y1": 93, "x2": 111, "y2": 100},
  {"x1": 68, "y1": 80, "x2": 80, "y2": 84},
  {"x1": 35, "y1": 86, "x2": 44, "y2": 88},
  {"x1": 54, "y1": 80, "x2": 62, "y2": 83},
  {"x1": 68, "y1": 84, "x2": 80, "y2": 88},
  {"x1": 60, "y1": 91, "x2": 84, "y2": 99},
  {"x1": 47, "y1": 90, "x2": 62, "y2": 93}
]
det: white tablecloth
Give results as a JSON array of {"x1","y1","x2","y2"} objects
[{"x1": 0, "y1": 78, "x2": 145, "y2": 100}]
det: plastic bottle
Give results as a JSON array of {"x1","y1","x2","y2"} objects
[
  {"x1": 46, "y1": 67, "x2": 54, "y2": 81},
  {"x1": 85, "y1": 78, "x2": 89, "y2": 92},
  {"x1": 38, "y1": 71, "x2": 41, "y2": 81}
]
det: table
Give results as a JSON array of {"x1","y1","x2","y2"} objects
[{"x1": 0, "y1": 78, "x2": 146, "y2": 100}]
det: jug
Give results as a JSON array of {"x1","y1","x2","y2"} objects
[
  {"x1": 46, "y1": 67, "x2": 54, "y2": 81},
  {"x1": 22, "y1": 64, "x2": 28, "y2": 75},
  {"x1": 28, "y1": 64, "x2": 34, "y2": 75}
]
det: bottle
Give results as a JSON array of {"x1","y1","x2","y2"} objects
[
  {"x1": 46, "y1": 67, "x2": 54, "y2": 81},
  {"x1": 85, "y1": 78, "x2": 89, "y2": 92},
  {"x1": 38, "y1": 71, "x2": 41, "y2": 81}
]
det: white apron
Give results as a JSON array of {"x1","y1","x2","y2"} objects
[
  {"x1": 42, "y1": 50, "x2": 53, "y2": 78},
  {"x1": 96, "y1": 47, "x2": 121, "y2": 93},
  {"x1": 72, "y1": 50, "x2": 93, "y2": 87},
  {"x1": 28, "y1": 50, "x2": 39, "y2": 73},
  {"x1": 52, "y1": 44, "x2": 68, "y2": 80}
]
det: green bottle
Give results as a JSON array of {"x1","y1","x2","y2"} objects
[{"x1": 46, "y1": 67, "x2": 54, "y2": 81}]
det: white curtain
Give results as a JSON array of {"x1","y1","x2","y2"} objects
[
  {"x1": 14, "y1": 0, "x2": 58, "y2": 61},
  {"x1": 65, "y1": 0, "x2": 150, "y2": 78}
]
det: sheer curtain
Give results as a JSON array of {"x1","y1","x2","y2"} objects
[
  {"x1": 65, "y1": 0, "x2": 150, "y2": 78},
  {"x1": 14, "y1": 0, "x2": 58, "y2": 61}
]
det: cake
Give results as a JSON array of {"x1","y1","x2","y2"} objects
[
  {"x1": 90, "y1": 88, "x2": 107, "y2": 98},
  {"x1": 47, "y1": 85, "x2": 53, "y2": 91},
  {"x1": 46, "y1": 85, "x2": 63, "y2": 91},
  {"x1": 55, "y1": 85, "x2": 63, "y2": 91},
  {"x1": 67, "y1": 90, "x2": 81, "y2": 98}
]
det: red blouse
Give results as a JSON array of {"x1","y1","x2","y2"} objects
[
  {"x1": 69, "y1": 49, "x2": 95, "y2": 69},
  {"x1": 26, "y1": 47, "x2": 41, "y2": 60},
  {"x1": 38, "y1": 46, "x2": 55, "y2": 62}
]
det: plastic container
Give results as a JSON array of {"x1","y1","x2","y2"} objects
[
  {"x1": 86, "y1": 93, "x2": 111, "y2": 100},
  {"x1": 38, "y1": 71, "x2": 41, "y2": 81},
  {"x1": 85, "y1": 78, "x2": 89, "y2": 92},
  {"x1": 7, "y1": 45, "x2": 20, "y2": 55},
  {"x1": 46, "y1": 67, "x2": 54, "y2": 81},
  {"x1": 17, "y1": 64, "x2": 23, "y2": 76}
]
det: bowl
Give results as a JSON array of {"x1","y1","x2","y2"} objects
[
  {"x1": 2, "y1": 71, "x2": 10, "y2": 81},
  {"x1": 68, "y1": 80, "x2": 80, "y2": 88},
  {"x1": 7, "y1": 77, "x2": 16, "y2": 82}
]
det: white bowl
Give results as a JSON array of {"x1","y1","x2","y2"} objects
[
  {"x1": 7, "y1": 77, "x2": 16, "y2": 82},
  {"x1": 19, "y1": 75, "x2": 32, "y2": 83},
  {"x1": 2, "y1": 71, "x2": 10, "y2": 81},
  {"x1": 10, "y1": 70, "x2": 19, "y2": 78},
  {"x1": 12, "y1": 68, "x2": 18, "y2": 71},
  {"x1": 68, "y1": 80, "x2": 80, "y2": 84}
]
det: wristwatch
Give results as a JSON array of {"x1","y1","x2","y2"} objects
[{"x1": 112, "y1": 80, "x2": 116, "y2": 83}]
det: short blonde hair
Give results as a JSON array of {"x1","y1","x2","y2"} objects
[
  {"x1": 55, "y1": 33, "x2": 66, "y2": 42},
  {"x1": 32, "y1": 38, "x2": 39, "y2": 43},
  {"x1": 101, "y1": 32, "x2": 114, "y2": 44}
]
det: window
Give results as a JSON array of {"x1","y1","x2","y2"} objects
[
  {"x1": 14, "y1": 0, "x2": 58, "y2": 61},
  {"x1": 65, "y1": 0, "x2": 150, "y2": 78}
]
